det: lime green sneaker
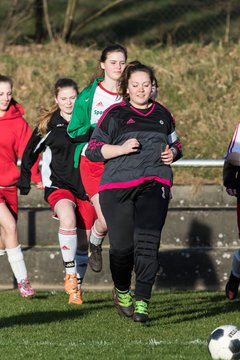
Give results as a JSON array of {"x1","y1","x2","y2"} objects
[
  {"x1": 133, "y1": 300, "x2": 149, "y2": 323},
  {"x1": 113, "y1": 287, "x2": 134, "y2": 318}
]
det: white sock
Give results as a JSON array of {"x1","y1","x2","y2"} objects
[
  {"x1": 58, "y1": 228, "x2": 77, "y2": 275},
  {"x1": 232, "y1": 250, "x2": 240, "y2": 278},
  {"x1": 89, "y1": 223, "x2": 106, "y2": 246},
  {"x1": 6, "y1": 245, "x2": 27, "y2": 283},
  {"x1": 76, "y1": 251, "x2": 89, "y2": 289}
]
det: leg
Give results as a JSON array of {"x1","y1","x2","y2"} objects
[
  {"x1": 54, "y1": 199, "x2": 78, "y2": 295},
  {"x1": 100, "y1": 189, "x2": 135, "y2": 318},
  {"x1": 88, "y1": 193, "x2": 107, "y2": 272},
  {"x1": 76, "y1": 198, "x2": 96, "y2": 286},
  {"x1": 0, "y1": 200, "x2": 34, "y2": 297},
  {"x1": 226, "y1": 196, "x2": 240, "y2": 300},
  {"x1": 226, "y1": 249, "x2": 240, "y2": 300},
  {"x1": 133, "y1": 182, "x2": 170, "y2": 322},
  {"x1": 80, "y1": 156, "x2": 106, "y2": 272}
]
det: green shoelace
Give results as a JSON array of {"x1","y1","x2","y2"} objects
[
  {"x1": 135, "y1": 300, "x2": 148, "y2": 314},
  {"x1": 117, "y1": 290, "x2": 133, "y2": 307}
]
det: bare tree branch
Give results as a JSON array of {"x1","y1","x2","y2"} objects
[
  {"x1": 43, "y1": 0, "x2": 53, "y2": 41},
  {"x1": 62, "y1": 0, "x2": 78, "y2": 41},
  {"x1": 0, "y1": 0, "x2": 34, "y2": 51},
  {"x1": 71, "y1": 0, "x2": 126, "y2": 38}
]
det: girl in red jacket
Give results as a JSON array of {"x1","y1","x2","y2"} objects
[{"x1": 0, "y1": 75, "x2": 41, "y2": 297}]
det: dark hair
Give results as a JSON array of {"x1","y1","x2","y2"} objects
[
  {"x1": 118, "y1": 62, "x2": 155, "y2": 100},
  {"x1": 92, "y1": 44, "x2": 128, "y2": 80},
  {"x1": 37, "y1": 78, "x2": 78, "y2": 135},
  {"x1": 54, "y1": 78, "x2": 78, "y2": 97},
  {"x1": 100, "y1": 44, "x2": 127, "y2": 63},
  {"x1": 0, "y1": 75, "x2": 13, "y2": 88}
]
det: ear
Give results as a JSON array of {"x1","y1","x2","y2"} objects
[
  {"x1": 126, "y1": 88, "x2": 129, "y2": 94},
  {"x1": 54, "y1": 97, "x2": 58, "y2": 105},
  {"x1": 100, "y1": 62, "x2": 105, "y2": 70}
]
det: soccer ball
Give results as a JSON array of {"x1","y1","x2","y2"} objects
[{"x1": 208, "y1": 325, "x2": 240, "y2": 360}]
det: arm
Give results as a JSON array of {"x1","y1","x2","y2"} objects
[
  {"x1": 18, "y1": 122, "x2": 42, "y2": 184},
  {"x1": 161, "y1": 113, "x2": 183, "y2": 165},
  {"x1": 17, "y1": 128, "x2": 44, "y2": 195},
  {"x1": 223, "y1": 160, "x2": 239, "y2": 196},
  {"x1": 101, "y1": 139, "x2": 140, "y2": 160},
  {"x1": 86, "y1": 111, "x2": 140, "y2": 162},
  {"x1": 67, "y1": 88, "x2": 91, "y2": 142}
]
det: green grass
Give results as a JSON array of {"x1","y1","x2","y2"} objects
[{"x1": 0, "y1": 289, "x2": 239, "y2": 359}]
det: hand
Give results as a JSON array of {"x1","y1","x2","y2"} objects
[
  {"x1": 161, "y1": 144, "x2": 173, "y2": 165},
  {"x1": 121, "y1": 138, "x2": 140, "y2": 155},
  {"x1": 36, "y1": 182, "x2": 44, "y2": 190},
  {"x1": 226, "y1": 188, "x2": 237, "y2": 196}
]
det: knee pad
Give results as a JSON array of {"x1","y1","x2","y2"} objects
[{"x1": 134, "y1": 229, "x2": 160, "y2": 258}]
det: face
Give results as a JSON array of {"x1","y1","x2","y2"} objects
[
  {"x1": 0, "y1": 81, "x2": 12, "y2": 113},
  {"x1": 101, "y1": 51, "x2": 126, "y2": 81},
  {"x1": 127, "y1": 71, "x2": 152, "y2": 109},
  {"x1": 55, "y1": 87, "x2": 77, "y2": 120}
]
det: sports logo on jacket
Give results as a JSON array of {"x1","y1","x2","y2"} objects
[{"x1": 127, "y1": 118, "x2": 135, "y2": 124}]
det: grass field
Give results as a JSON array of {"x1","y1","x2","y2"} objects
[{"x1": 0, "y1": 289, "x2": 239, "y2": 359}]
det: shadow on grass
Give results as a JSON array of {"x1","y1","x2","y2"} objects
[
  {"x1": 149, "y1": 292, "x2": 240, "y2": 325},
  {"x1": 0, "y1": 301, "x2": 113, "y2": 329}
]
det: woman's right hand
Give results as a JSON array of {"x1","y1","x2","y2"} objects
[
  {"x1": 121, "y1": 138, "x2": 140, "y2": 155},
  {"x1": 36, "y1": 182, "x2": 44, "y2": 190}
]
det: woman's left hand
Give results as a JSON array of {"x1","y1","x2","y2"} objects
[{"x1": 161, "y1": 145, "x2": 173, "y2": 165}]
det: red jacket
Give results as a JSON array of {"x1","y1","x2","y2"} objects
[{"x1": 0, "y1": 102, "x2": 41, "y2": 186}]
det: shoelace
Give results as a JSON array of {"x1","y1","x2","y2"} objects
[
  {"x1": 20, "y1": 279, "x2": 30, "y2": 288},
  {"x1": 118, "y1": 291, "x2": 132, "y2": 307},
  {"x1": 135, "y1": 301, "x2": 148, "y2": 314}
]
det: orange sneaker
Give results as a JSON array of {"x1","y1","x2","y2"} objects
[
  {"x1": 64, "y1": 273, "x2": 77, "y2": 294},
  {"x1": 69, "y1": 289, "x2": 83, "y2": 305}
]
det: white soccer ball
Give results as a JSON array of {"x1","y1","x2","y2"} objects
[{"x1": 208, "y1": 325, "x2": 240, "y2": 360}]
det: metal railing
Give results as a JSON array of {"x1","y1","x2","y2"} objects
[
  {"x1": 172, "y1": 160, "x2": 224, "y2": 167},
  {"x1": 17, "y1": 159, "x2": 224, "y2": 167}
]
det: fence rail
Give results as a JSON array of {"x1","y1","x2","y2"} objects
[
  {"x1": 17, "y1": 159, "x2": 224, "y2": 167},
  {"x1": 172, "y1": 160, "x2": 224, "y2": 167}
]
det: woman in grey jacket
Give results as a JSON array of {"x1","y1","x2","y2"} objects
[{"x1": 86, "y1": 62, "x2": 182, "y2": 322}]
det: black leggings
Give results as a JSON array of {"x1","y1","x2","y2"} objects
[{"x1": 100, "y1": 180, "x2": 170, "y2": 300}]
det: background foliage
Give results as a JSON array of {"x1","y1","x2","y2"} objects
[{"x1": 0, "y1": 0, "x2": 239, "y2": 184}]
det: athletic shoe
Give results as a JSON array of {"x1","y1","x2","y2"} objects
[
  {"x1": 69, "y1": 289, "x2": 83, "y2": 305},
  {"x1": 112, "y1": 287, "x2": 134, "y2": 318},
  {"x1": 64, "y1": 273, "x2": 77, "y2": 294},
  {"x1": 18, "y1": 278, "x2": 35, "y2": 298},
  {"x1": 89, "y1": 242, "x2": 102, "y2": 272},
  {"x1": 133, "y1": 300, "x2": 149, "y2": 323},
  {"x1": 225, "y1": 272, "x2": 240, "y2": 300}
]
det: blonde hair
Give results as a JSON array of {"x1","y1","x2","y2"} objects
[{"x1": 37, "y1": 104, "x2": 58, "y2": 136}]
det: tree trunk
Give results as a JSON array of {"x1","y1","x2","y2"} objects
[
  {"x1": 34, "y1": 0, "x2": 44, "y2": 43},
  {"x1": 43, "y1": 0, "x2": 53, "y2": 41},
  {"x1": 62, "y1": 0, "x2": 78, "y2": 42}
]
